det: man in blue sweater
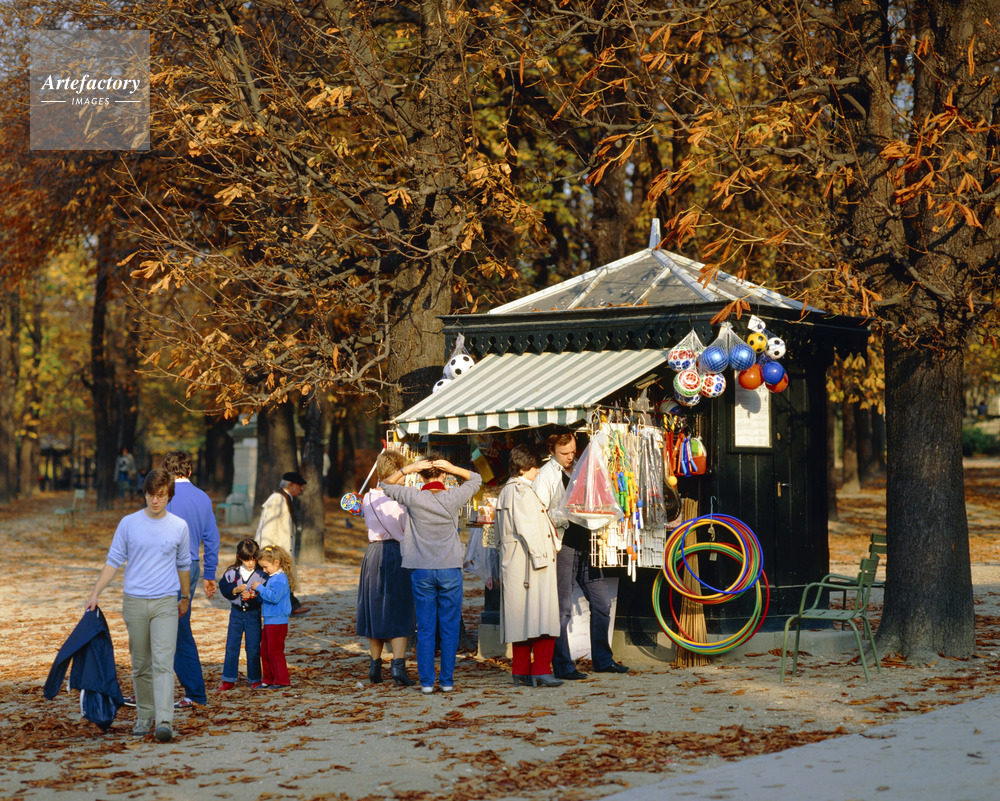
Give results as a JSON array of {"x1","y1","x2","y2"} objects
[{"x1": 129, "y1": 451, "x2": 220, "y2": 709}]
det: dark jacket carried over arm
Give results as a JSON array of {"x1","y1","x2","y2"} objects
[{"x1": 43, "y1": 607, "x2": 125, "y2": 732}]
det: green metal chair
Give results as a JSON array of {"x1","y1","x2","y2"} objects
[
  {"x1": 780, "y1": 554, "x2": 881, "y2": 682},
  {"x1": 826, "y1": 531, "x2": 886, "y2": 605}
]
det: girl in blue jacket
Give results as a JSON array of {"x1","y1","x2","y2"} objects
[{"x1": 249, "y1": 544, "x2": 294, "y2": 688}]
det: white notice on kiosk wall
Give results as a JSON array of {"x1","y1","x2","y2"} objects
[{"x1": 734, "y1": 385, "x2": 771, "y2": 448}]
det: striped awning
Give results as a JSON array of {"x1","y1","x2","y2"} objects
[{"x1": 393, "y1": 349, "x2": 670, "y2": 436}]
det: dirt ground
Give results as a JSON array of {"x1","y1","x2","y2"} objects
[{"x1": 2, "y1": 460, "x2": 1000, "y2": 801}]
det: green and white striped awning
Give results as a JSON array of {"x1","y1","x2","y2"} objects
[{"x1": 393, "y1": 349, "x2": 670, "y2": 436}]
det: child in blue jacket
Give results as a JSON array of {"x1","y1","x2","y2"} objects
[
  {"x1": 250, "y1": 544, "x2": 294, "y2": 688},
  {"x1": 218, "y1": 539, "x2": 266, "y2": 690}
]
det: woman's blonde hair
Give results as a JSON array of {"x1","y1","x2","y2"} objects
[
  {"x1": 376, "y1": 449, "x2": 407, "y2": 480},
  {"x1": 257, "y1": 544, "x2": 296, "y2": 592}
]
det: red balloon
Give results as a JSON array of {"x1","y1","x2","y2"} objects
[
  {"x1": 738, "y1": 365, "x2": 763, "y2": 390},
  {"x1": 766, "y1": 374, "x2": 789, "y2": 393}
]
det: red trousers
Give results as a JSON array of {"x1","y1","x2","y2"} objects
[
  {"x1": 261, "y1": 623, "x2": 290, "y2": 686},
  {"x1": 511, "y1": 635, "x2": 556, "y2": 675}
]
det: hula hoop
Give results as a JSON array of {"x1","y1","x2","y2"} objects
[{"x1": 653, "y1": 514, "x2": 769, "y2": 655}]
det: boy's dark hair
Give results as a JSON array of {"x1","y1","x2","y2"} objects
[
  {"x1": 546, "y1": 429, "x2": 575, "y2": 452},
  {"x1": 508, "y1": 444, "x2": 540, "y2": 477},
  {"x1": 142, "y1": 467, "x2": 175, "y2": 501},
  {"x1": 228, "y1": 538, "x2": 260, "y2": 571}
]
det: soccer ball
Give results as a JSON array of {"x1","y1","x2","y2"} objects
[
  {"x1": 700, "y1": 372, "x2": 726, "y2": 398},
  {"x1": 766, "y1": 337, "x2": 786, "y2": 360},
  {"x1": 445, "y1": 353, "x2": 476, "y2": 379},
  {"x1": 432, "y1": 377, "x2": 453, "y2": 393},
  {"x1": 747, "y1": 332, "x2": 768, "y2": 353},
  {"x1": 698, "y1": 345, "x2": 729, "y2": 374},
  {"x1": 728, "y1": 342, "x2": 757, "y2": 372}
]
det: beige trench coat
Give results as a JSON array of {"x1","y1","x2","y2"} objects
[{"x1": 496, "y1": 476, "x2": 560, "y2": 643}]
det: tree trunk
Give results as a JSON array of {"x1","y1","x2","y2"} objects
[
  {"x1": 0, "y1": 291, "x2": 17, "y2": 505},
  {"x1": 826, "y1": 400, "x2": 838, "y2": 521},
  {"x1": 855, "y1": 405, "x2": 875, "y2": 485},
  {"x1": 254, "y1": 401, "x2": 299, "y2": 523},
  {"x1": 203, "y1": 415, "x2": 234, "y2": 495},
  {"x1": 327, "y1": 418, "x2": 342, "y2": 497},
  {"x1": 18, "y1": 282, "x2": 42, "y2": 499},
  {"x1": 91, "y1": 228, "x2": 117, "y2": 511},
  {"x1": 298, "y1": 394, "x2": 330, "y2": 564},
  {"x1": 840, "y1": 398, "x2": 859, "y2": 493},
  {"x1": 878, "y1": 339, "x2": 974, "y2": 660}
]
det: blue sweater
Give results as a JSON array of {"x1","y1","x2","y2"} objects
[
  {"x1": 255, "y1": 571, "x2": 291, "y2": 624},
  {"x1": 167, "y1": 479, "x2": 220, "y2": 579}
]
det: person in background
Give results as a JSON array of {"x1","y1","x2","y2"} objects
[
  {"x1": 116, "y1": 447, "x2": 137, "y2": 502},
  {"x1": 218, "y1": 538, "x2": 266, "y2": 690},
  {"x1": 356, "y1": 450, "x2": 416, "y2": 687},
  {"x1": 380, "y1": 456, "x2": 481, "y2": 694},
  {"x1": 249, "y1": 544, "x2": 295, "y2": 689},
  {"x1": 255, "y1": 472, "x2": 310, "y2": 615},
  {"x1": 85, "y1": 467, "x2": 190, "y2": 743},
  {"x1": 533, "y1": 430, "x2": 630, "y2": 680},
  {"x1": 496, "y1": 445, "x2": 562, "y2": 688}
]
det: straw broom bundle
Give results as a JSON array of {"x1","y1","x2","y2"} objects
[{"x1": 674, "y1": 497, "x2": 709, "y2": 667}]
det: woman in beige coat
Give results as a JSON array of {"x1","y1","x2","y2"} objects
[{"x1": 496, "y1": 445, "x2": 563, "y2": 688}]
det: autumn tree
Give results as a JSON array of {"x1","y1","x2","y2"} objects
[{"x1": 559, "y1": 0, "x2": 1000, "y2": 659}]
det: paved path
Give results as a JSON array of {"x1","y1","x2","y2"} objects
[{"x1": 603, "y1": 692, "x2": 1000, "y2": 801}]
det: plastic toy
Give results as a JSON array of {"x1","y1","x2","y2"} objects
[{"x1": 747, "y1": 332, "x2": 768, "y2": 353}]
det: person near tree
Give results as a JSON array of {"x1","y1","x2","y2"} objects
[
  {"x1": 85, "y1": 467, "x2": 191, "y2": 743},
  {"x1": 496, "y1": 444, "x2": 563, "y2": 688},
  {"x1": 380, "y1": 455, "x2": 481, "y2": 694},
  {"x1": 255, "y1": 472, "x2": 310, "y2": 615},
  {"x1": 356, "y1": 450, "x2": 416, "y2": 687},
  {"x1": 533, "y1": 430, "x2": 630, "y2": 679},
  {"x1": 115, "y1": 447, "x2": 137, "y2": 502}
]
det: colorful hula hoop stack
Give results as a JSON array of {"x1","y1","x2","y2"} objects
[{"x1": 652, "y1": 514, "x2": 770, "y2": 655}]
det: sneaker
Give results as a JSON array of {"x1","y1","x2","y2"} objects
[
  {"x1": 250, "y1": 682, "x2": 264, "y2": 690},
  {"x1": 440, "y1": 684, "x2": 454, "y2": 693},
  {"x1": 123, "y1": 694, "x2": 137, "y2": 708},
  {"x1": 132, "y1": 717, "x2": 153, "y2": 737},
  {"x1": 267, "y1": 684, "x2": 290, "y2": 690},
  {"x1": 154, "y1": 723, "x2": 173, "y2": 742},
  {"x1": 218, "y1": 682, "x2": 235, "y2": 692},
  {"x1": 421, "y1": 686, "x2": 434, "y2": 694},
  {"x1": 174, "y1": 697, "x2": 195, "y2": 710},
  {"x1": 290, "y1": 605, "x2": 311, "y2": 616}
]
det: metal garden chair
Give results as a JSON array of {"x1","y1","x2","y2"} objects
[{"x1": 780, "y1": 554, "x2": 881, "y2": 682}]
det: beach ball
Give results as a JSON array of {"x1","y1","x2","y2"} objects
[
  {"x1": 760, "y1": 361, "x2": 785, "y2": 386},
  {"x1": 747, "y1": 332, "x2": 768, "y2": 353},
  {"x1": 766, "y1": 375, "x2": 790, "y2": 393},
  {"x1": 668, "y1": 347, "x2": 698, "y2": 371},
  {"x1": 698, "y1": 345, "x2": 729, "y2": 374},
  {"x1": 340, "y1": 492, "x2": 363, "y2": 515},
  {"x1": 728, "y1": 341, "x2": 757, "y2": 372},
  {"x1": 737, "y1": 364, "x2": 763, "y2": 390},
  {"x1": 766, "y1": 337, "x2": 786, "y2": 360},
  {"x1": 444, "y1": 353, "x2": 476, "y2": 379},
  {"x1": 673, "y1": 368, "x2": 702, "y2": 397},
  {"x1": 673, "y1": 388, "x2": 701, "y2": 407},
  {"x1": 432, "y1": 377, "x2": 453, "y2": 393},
  {"x1": 700, "y1": 372, "x2": 727, "y2": 398}
]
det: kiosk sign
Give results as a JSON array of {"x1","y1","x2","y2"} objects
[{"x1": 30, "y1": 30, "x2": 149, "y2": 151}]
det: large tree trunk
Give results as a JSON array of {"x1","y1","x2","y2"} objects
[
  {"x1": 203, "y1": 415, "x2": 234, "y2": 495},
  {"x1": 18, "y1": 282, "x2": 42, "y2": 499},
  {"x1": 254, "y1": 402, "x2": 299, "y2": 523},
  {"x1": 0, "y1": 291, "x2": 17, "y2": 505},
  {"x1": 840, "y1": 398, "x2": 859, "y2": 493},
  {"x1": 878, "y1": 339, "x2": 974, "y2": 660},
  {"x1": 826, "y1": 401, "x2": 839, "y2": 521},
  {"x1": 855, "y1": 405, "x2": 876, "y2": 485},
  {"x1": 298, "y1": 394, "x2": 330, "y2": 564}
]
